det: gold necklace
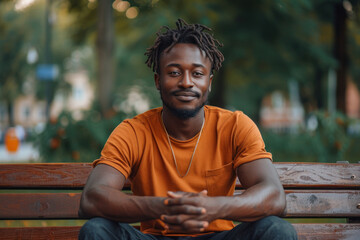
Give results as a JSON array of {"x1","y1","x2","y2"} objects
[{"x1": 161, "y1": 112, "x2": 205, "y2": 178}]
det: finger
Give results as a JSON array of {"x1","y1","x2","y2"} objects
[
  {"x1": 161, "y1": 214, "x2": 189, "y2": 225},
  {"x1": 161, "y1": 214, "x2": 208, "y2": 227},
  {"x1": 165, "y1": 197, "x2": 199, "y2": 206},
  {"x1": 164, "y1": 219, "x2": 209, "y2": 232},
  {"x1": 199, "y1": 190, "x2": 208, "y2": 196},
  {"x1": 164, "y1": 205, "x2": 206, "y2": 215},
  {"x1": 167, "y1": 191, "x2": 185, "y2": 198},
  {"x1": 167, "y1": 191, "x2": 198, "y2": 198}
]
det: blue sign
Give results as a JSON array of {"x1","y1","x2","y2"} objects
[{"x1": 36, "y1": 64, "x2": 59, "y2": 81}]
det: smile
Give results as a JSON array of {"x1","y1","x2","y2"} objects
[
  {"x1": 175, "y1": 95, "x2": 197, "y2": 101},
  {"x1": 173, "y1": 91, "x2": 199, "y2": 102}
]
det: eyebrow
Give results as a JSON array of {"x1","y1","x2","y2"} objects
[{"x1": 165, "y1": 63, "x2": 206, "y2": 68}]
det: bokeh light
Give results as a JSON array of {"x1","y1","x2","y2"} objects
[
  {"x1": 125, "y1": 7, "x2": 138, "y2": 19},
  {"x1": 113, "y1": 0, "x2": 130, "y2": 12},
  {"x1": 14, "y1": 0, "x2": 36, "y2": 12}
]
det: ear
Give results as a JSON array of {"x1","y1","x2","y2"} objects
[
  {"x1": 154, "y1": 73, "x2": 160, "y2": 90},
  {"x1": 209, "y1": 74, "x2": 213, "y2": 92}
]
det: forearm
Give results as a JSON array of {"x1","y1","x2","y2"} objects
[
  {"x1": 217, "y1": 181, "x2": 286, "y2": 222},
  {"x1": 79, "y1": 185, "x2": 165, "y2": 223}
]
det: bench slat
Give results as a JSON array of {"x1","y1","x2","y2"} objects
[
  {"x1": 0, "y1": 163, "x2": 359, "y2": 189},
  {"x1": 0, "y1": 193, "x2": 80, "y2": 219},
  {"x1": 293, "y1": 223, "x2": 360, "y2": 240},
  {"x1": 0, "y1": 226, "x2": 81, "y2": 240},
  {"x1": 285, "y1": 190, "x2": 360, "y2": 218},
  {"x1": 0, "y1": 163, "x2": 92, "y2": 189},
  {"x1": 1, "y1": 191, "x2": 359, "y2": 219},
  {"x1": 0, "y1": 224, "x2": 359, "y2": 240},
  {"x1": 276, "y1": 162, "x2": 360, "y2": 189}
]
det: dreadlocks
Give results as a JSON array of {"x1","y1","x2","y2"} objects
[{"x1": 145, "y1": 19, "x2": 224, "y2": 74}]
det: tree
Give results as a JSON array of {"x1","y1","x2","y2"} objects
[{"x1": 0, "y1": 2, "x2": 42, "y2": 126}]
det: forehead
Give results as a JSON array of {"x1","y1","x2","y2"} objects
[{"x1": 159, "y1": 43, "x2": 212, "y2": 70}]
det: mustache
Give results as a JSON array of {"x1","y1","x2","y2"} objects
[{"x1": 171, "y1": 89, "x2": 200, "y2": 98}]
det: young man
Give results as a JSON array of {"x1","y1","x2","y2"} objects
[{"x1": 79, "y1": 19, "x2": 297, "y2": 240}]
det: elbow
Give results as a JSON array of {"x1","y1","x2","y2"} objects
[
  {"x1": 78, "y1": 196, "x2": 92, "y2": 219},
  {"x1": 272, "y1": 188, "x2": 286, "y2": 217},
  {"x1": 78, "y1": 206, "x2": 87, "y2": 218},
  {"x1": 78, "y1": 188, "x2": 99, "y2": 219},
  {"x1": 264, "y1": 186, "x2": 286, "y2": 217}
]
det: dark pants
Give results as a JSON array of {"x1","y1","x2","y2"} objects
[{"x1": 79, "y1": 216, "x2": 298, "y2": 240}]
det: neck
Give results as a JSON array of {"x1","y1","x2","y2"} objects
[{"x1": 162, "y1": 107, "x2": 205, "y2": 141}]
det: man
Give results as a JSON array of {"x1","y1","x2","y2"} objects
[{"x1": 79, "y1": 19, "x2": 297, "y2": 240}]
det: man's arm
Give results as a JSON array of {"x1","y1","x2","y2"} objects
[
  {"x1": 226, "y1": 158, "x2": 286, "y2": 221},
  {"x1": 162, "y1": 158, "x2": 286, "y2": 230},
  {"x1": 78, "y1": 164, "x2": 205, "y2": 223}
]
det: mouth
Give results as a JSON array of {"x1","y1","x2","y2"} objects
[{"x1": 173, "y1": 91, "x2": 199, "y2": 102}]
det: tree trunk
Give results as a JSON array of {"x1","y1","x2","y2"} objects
[
  {"x1": 334, "y1": 3, "x2": 347, "y2": 113},
  {"x1": 7, "y1": 101, "x2": 14, "y2": 127},
  {"x1": 314, "y1": 68, "x2": 324, "y2": 110},
  {"x1": 209, "y1": 67, "x2": 226, "y2": 108},
  {"x1": 96, "y1": 0, "x2": 115, "y2": 117}
]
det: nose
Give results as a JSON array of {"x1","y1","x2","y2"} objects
[{"x1": 178, "y1": 72, "x2": 194, "y2": 88}]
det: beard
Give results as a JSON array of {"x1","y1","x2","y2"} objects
[{"x1": 159, "y1": 87, "x2": 209, "y2": 120}]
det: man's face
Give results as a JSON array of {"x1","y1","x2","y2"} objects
[{"x1": 155, "y1": 43, "x2": 213, "y2": 119}]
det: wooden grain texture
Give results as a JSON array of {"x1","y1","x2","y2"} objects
[
  {"x1": 294, "y1": 223, "x2": 360, "y2": 240},
  {"x1": 1, "y1": 190, "x2": 359, "y2": 219},
  {"x1": 0, "y1": 193, "x2": 80, "y2": 219},
  {"x1": 285, "y1": 190, "x2": 360, "y2": 217},
  {"x1": 0, "y1": 226, "x2": 81, "y2": 240},
  {"x1": 0, "y1": 163, "x2": 93, "y2": 189},
  {"x1": 1, "y1": 162, "x2": 359, "y2": 189},
  {"x1": 0, "y1": 224, "x2": 359, "y2": 240},
  {"x1": 275, "y1": 162, "x2": 360, "y2": 189}
]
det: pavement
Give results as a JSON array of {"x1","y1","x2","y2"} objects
[{"x1": 0, "y1": 143, "x2": 40, "y2": 163}]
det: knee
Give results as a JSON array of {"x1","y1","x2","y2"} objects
[
  {"x1": 79, "y1": 217, "x2": 118, "y2": 239},
  {"x1": 255, "y1": 216, "x2": 298, "y2": 240}
]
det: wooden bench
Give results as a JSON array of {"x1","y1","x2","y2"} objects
[{"x1": 0, "y1": 162, "x2": 359, "y2": 240}]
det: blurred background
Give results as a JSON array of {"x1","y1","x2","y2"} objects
[{"x1": 1, "y1": 0, "x2": 360, "y2": 164}]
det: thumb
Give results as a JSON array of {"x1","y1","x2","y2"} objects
[{"x1": 199, "y1": 190, "x2": 208, "y2": 196}]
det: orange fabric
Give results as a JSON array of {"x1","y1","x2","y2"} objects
[{"x1": 93, "y1": 105, "x2": 272, "y2": 236}]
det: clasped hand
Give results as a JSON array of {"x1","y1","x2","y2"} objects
[{"x1": 161, "y1": 190, "x2": 217, "y2": 233}]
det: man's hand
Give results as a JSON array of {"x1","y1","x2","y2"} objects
[{"x1": 161, "y1": 190, "x2": 221, "y2": 233}]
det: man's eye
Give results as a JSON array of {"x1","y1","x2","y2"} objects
[
  {"x1": 193, "y1": 72, "x2": 204, "y2": 77},
  {"x1": 169, "y1": 71, "x2": 180, "y2": 76}
]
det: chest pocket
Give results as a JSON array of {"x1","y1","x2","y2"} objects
[{"x1": 205, "y1": 162, "x2": 236, "y2": 197}]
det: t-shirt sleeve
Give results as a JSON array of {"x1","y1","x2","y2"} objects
[
  {"x1": 92, "y1": 120, "x2": 139, "y2": 179},
  {"x1": 233, "y1": 112, "x2": 272, "y2": 169}
]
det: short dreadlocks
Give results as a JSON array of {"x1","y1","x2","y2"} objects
[{"x1": 145, "y1": 19, "x2": 224, "y2": 74}]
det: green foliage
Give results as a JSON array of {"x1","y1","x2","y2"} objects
[
  {"x1": 59, "y1": 0, "x2": 360, "y2": 117},
  {"x1": 313, "y1": 111, "x2": 351, "y2": 162},
  {"x1": 35, "y1": 110, "x2": 128, "y2": 162},
  {"x1": 263, "y1": 111, "x2": 357, "y2": 163},
  {"x1": 0, "y1": 0, "x2": 77, "y2": 125},
  {"x1": 4, "y1": 0, "x2": 360, "y2": 163},
  {"x1": 0, "y1": 3, "x2": 38, "y2": 102}
]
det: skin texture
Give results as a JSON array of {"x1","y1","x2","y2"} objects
[{"x1": 79, "y1": 43, "x2": 286, "y2": 233}]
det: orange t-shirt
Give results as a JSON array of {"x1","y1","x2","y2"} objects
[{"x1": 93, "y1": 105, "x2": 272, "y2": 236}]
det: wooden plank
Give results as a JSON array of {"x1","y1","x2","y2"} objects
[
  {"x1": 275, "y1": 162, "x2": 360, "y2": 189},
  {"x1": 0, "y1": 226, "x2": 81, "y2": 240},
  {"x1": 293, "y1": 223, "x2": 360, "y2": 240},
  {"x1": 0, "y1": 163, "x2": 93, "y2": 189},
  {"x1": 285, "y1": 190, "x2": 360, "y2": 218},
  {"x1": 0, "y1": 224, "x2": 359, "y2": 240},
  {"x1": 1, "y1": 162, "x2": 359, "y2": 189},
  {"x1": 1, "y1": 191, "x2": 359, "y2": 219},
  {"x1": 0, "y1": 193, "x2": 81, "y2": 219}
]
